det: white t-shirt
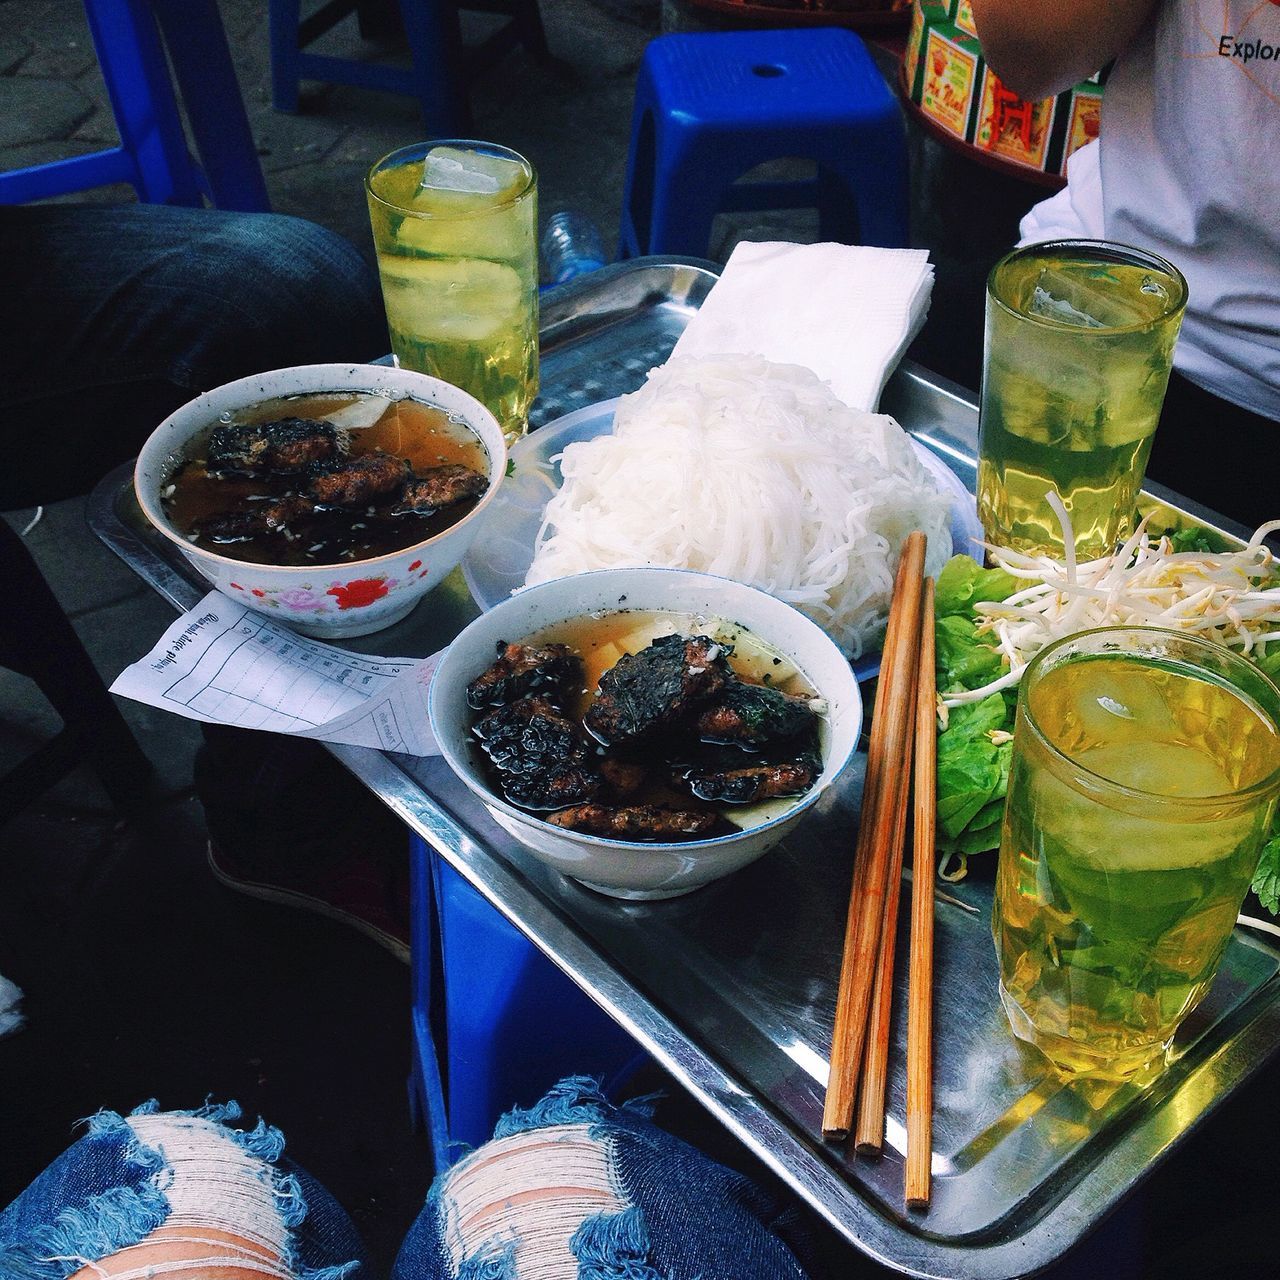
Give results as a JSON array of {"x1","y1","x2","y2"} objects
[{"x1": 1020, "y1": 0, "x2": 1280, "y2": 421}]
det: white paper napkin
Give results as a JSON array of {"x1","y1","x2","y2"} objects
[{"x1": 670, "y1": 241, "x2": 934, "y2": 412}]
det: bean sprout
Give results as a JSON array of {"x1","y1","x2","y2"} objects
[{"x1": 942, "y1": 502, "x2": 1280, "y2": 708}]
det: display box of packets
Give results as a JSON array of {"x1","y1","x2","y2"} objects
[{"x1": 903, "y1": 0, "x2": 1108, "y2": 181}]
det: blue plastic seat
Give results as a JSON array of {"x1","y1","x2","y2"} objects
[
  {"x1": 268, "y1": 0, "x2": 548, "y2": 133},
  {"x1": 408, "y1": 835, "x2": 645, "y2": 1164},
  {"x1": 618, "y1": 29, "x2": 908, "y2": 259},
  {"x1": 0, "y1": 0, "x2": 268, "y2": 211}
]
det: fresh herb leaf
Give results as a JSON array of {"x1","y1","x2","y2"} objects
[
  {"x1": 505, "y1": 459, "x2": 516, "y2": 478},
  {"x1": 1167, "y1": 525, "x2": 1230, "y2": 554},
  {"x1": 1252, "y1": 832, "x2": 1280, "y2": 913},
  {"x1": 1254, "y1": 647, "x2": 1280, "y2": 681}
]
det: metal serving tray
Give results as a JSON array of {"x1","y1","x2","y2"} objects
[{"x1": 89, "y1": 257, "x2": 1280, "y2": 1279}]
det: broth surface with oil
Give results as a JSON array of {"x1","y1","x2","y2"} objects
[{"x1": 164, "y1": 392, "x2": 489, "y2": 566}]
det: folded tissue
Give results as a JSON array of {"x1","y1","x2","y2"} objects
[{"x1": 671, "y1": 240, "x2": 934, "y2": 413}]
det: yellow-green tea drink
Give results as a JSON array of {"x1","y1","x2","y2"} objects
[
  {"x1": 993, "y1": 629, "x2": 1280, "y2": 1081},
  {"x1": 977, "y1": 241, "x2": 1187, "y2": 561},
  {"x1": 367, "y1": 142, "x2": 537, "y2": 445}
]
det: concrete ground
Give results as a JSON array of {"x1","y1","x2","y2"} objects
[{"x1": 2, "y1": 3, "x2": 1276, "y2": 1277}]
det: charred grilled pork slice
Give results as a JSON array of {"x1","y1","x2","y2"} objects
[
  {"x1": 473, "y1": 695, "x2": 601, "y2": 810},
  {"x1": 466, "y1": 641, "x2": 583, "y2": 710},
  {"x1": 546, "y1": 804, "x2": 734, "y2": 841},
  {"x1": 309, "y1": 451, "x2": 410, "y2": 507},
  {"x1": 599, "y1": 755, "x2": 647, "y2": 799},
  {"x1": 393, "y1": 464, "x2": 488, "y2": 515},
  {"x1": 584, "y1": 634, "x2": 728, "y2": 746},
  {"x1": 196, "y1": 496, "x2": 315, "y2": 543},
  {"x1": 207, "y1": 418, "x2": 340, "y2": 475},
  {"x1": 682, "y1": 756, "x2": 818, "y2": 805},
  {"x1": 696, "y1": 678, "x2": 818, "y2": 747}
]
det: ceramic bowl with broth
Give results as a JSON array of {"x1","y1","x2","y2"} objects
[
  {"x1": 430, "y1": 568, "x2": 862, "y2": 898},
  {"x1": 135, "y1": 364, "x2": 506, "y2": 638}
]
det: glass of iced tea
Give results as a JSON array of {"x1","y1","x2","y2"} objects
[
  {"x1": 977, "y1": 240, "x2": 1187, "y2": 561},
  {"x1": 993, "y1": 628, "x2": 1280, "y2": 1081},
  {"x1": 366, "y1": 141, "x2": 538, "y2": 446}
]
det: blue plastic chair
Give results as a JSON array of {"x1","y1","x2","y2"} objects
[
  {"x1": 0, "y1": 0, "x2": 268, "y2": 211},
  {"x1": 408, "y1": 835, "x2": 645, "y2": 1162},
  {"x1": 268, "y1": 0, "x2": 548, "y2": 133},
  {"x1": 618, "y1": 29, "x2": 908, "y2": 259}
]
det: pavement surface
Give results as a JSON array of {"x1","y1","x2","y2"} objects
[{"x1": 2, "y1": 4, "x2": 1275, "y2": 1277}]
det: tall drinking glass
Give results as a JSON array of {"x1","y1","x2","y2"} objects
[
  {"x1": 977, "y1": 240, "x2": 1187, "y2": 561},
  {"x1": 993, "y1": 628, "x2": 1280, "y2": 1081},
  {"x1": 366, "y1": 141, "x2": 538, "y2": 446}
]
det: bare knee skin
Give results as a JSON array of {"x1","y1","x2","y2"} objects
[{"x1": 68, "y1": 1224, "x2": 291, "y2": 1279}]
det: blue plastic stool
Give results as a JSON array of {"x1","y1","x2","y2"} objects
[
  {"x1": 268, "y1": 0, "x2": 548, "y2": 133},
  {"x1": 618, "y1": 29, "x2": 908, "y2": 259},
  {"x1": 408, "y1": 835, "x2": 645, "y2": 1163},
  {"x1": 0, "y1": 0, "x2": 268, "y2": 210}
]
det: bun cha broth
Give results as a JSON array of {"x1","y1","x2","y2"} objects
[{"x1": 162, "y1": 391, "x2": 490, "y2": 566}]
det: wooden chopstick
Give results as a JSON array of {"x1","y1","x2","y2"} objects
[
  {"x1": 853, "y1": 698, "x2": 914, "y2": 1154},
  {"x1": 906, "y1": 577, "x2": 937, "y2": 1210},
  {"x1": 823, "y1": 531, "x2": 927, "y2": 1140}
]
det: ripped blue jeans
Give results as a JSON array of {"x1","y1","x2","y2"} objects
[
  {"x1": 0, "y1": 1082, "x2": 814, "y2": 1280},
  {"x1": 0, "y1": 1101, "x2": 367, "y2": 1280}
]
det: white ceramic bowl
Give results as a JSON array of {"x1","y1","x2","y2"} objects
[
  {"x1": 135, "y1": 363, "x2": 507, "y2": 639},
  {"x1": 430, "y1": 568, "x2": 863, "y2": 899}
]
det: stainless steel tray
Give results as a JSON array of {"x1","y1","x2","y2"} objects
[{"x1": 89, "y1": 256, "x2": 1280, "y2": 1279}]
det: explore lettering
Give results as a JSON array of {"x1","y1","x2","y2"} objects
[{"x1": 1218, "y1": 34, "x2": 1280, "y2": 64}]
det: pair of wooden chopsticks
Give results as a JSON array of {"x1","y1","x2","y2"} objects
[{"x1": 821, "y1": 530, "x2": 937, "y2": 1212}]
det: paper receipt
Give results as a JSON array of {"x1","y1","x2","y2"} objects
[{"x1": 111, "y1": 590, "x2": 440, "y2": 755}]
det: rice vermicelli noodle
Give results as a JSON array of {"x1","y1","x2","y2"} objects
[{"x1": 524, "y1": 354, "x2": 952, "y2": 658}]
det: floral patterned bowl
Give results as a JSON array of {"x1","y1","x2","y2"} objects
[{"x1": 134, "y1": 363, "x2": 507, "y2": 639}]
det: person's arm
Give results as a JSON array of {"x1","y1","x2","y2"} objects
[{"x1": 969, "y1": 0, "x2": 1159, "y2": 101}]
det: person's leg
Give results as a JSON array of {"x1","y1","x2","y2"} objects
[
  {"x1": 0, "y1": 203, "x2": 387, "y2": 508},
  {"x1": 0, "y1": 1101, "x2": 368, "y2": 1280},
  {"x1": 1145, "y1": 370, "x2": 1278, "y2": 531},
  {"x1": 392, "y1": 1077, "x2": 816, "y2": 1280},
  {"x1": 196, "y1": 728, "x2": 412, "y2": 960}
]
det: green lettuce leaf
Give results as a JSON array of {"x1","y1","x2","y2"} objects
[
  {"x1": 953, "y1": 813, "x2": 1006, "y2": 856},
  {"x1": 935, "y1": 695, "x2": 1012, "y2": 840},
  {"x1": 936, "y1": 614, "x2": 1006, "y2": 693},
  {"x1": 935, "y1": 555, "x2": 1019, "y2": 619}
]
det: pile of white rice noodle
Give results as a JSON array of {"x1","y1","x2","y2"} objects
[{"x1": 524, "y1": 354, "x2": 953, "y2": 658}]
